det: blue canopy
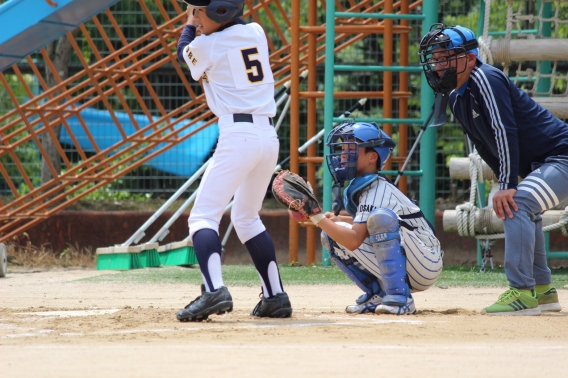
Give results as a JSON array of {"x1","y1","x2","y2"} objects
[
  {"x1": 60, "y1": 107, "x2": 218, "y2": 177},
  {"x1": 0, "y1": 0, "x2": 121, "y2": 72}
]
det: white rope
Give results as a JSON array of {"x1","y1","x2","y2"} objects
[
  {"x1": 492, "y1": 36, "x2": 511, "y2": 65},
  {"x1": 543, "y1": 206, "x2": 568, "y2": 236},
  {"x1": 478, "y1": 0, "x2": 494, "y2": 64},
  {"x1": 455, "y1": 152, "x2": 484, "y2": 237},
  {"x1": 483, "y1": 0, "x2": 491, "y2": 38},
  {"x1": 456, "y1": 202, "x2": 477, "y2": 237},
  {"x1": 456, "y1": 152, "x2": 568, "y2": 240},
  {"x1": 478, "y1": 35, "x2": 494, "y2": 65}
]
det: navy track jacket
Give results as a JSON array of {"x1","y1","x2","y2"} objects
[{"x1": 449, "y1": 62, "x2": 568, "y2": 190}]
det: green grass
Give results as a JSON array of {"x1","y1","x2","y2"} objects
[
  {"x1": 437, "y1": 266, "x2": 568, "y2": 288},
  {"x1": 79, "y1": 265, "x2": 351, "y2": 285},
  {"x1": 78, "y1": 265, "x2": 568, "y2": 288}
]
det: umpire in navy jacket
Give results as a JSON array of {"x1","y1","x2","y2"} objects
[{"x1": 419, "y1": 24, "x2": 568, "y2": 316}]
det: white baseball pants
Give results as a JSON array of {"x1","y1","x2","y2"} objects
[{"x1": 189, "y1": 114, "x2": 279, "y2": 244}]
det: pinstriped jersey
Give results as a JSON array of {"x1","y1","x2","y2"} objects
[
  {"x1": 180, "y1": 22, "x2": 276, "y2": 118},
  {"x1": 353, "y1": 176, "x2": 439, "y2": 249},
  {"x1": 449, "y1": 62, "x2": 568, "y2": 190}
]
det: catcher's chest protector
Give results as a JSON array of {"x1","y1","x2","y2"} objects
[{"x1": 343, "y1": 173, "x2": 379, "y2": 216}]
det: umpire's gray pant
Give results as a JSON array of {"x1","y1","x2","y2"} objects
[{"x1": 504, "y1": 156, "x2": 568, "y2": 289}]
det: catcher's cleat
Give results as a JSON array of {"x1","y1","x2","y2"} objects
[
  {"x1": 176, "y1": 284, "x2": 233, "y2": 322},
  {"x1": 375, "y1": 296, "x2": 416, "y2": 315},
  {"x1": 346, "y1": 294, "x2": 383, "y2": 314},
  {"x1": 481, "y1": 287, "x2": 540, "y2": 316},
  {"x1": 536, "y1": 285, "x2": 562, "y2": 312},
  {"x1": 250, "y1": 291, "x2": 292, "y2": 318}
]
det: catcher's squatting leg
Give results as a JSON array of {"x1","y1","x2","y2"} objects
[
  {"x1": 320, "y1": 229, "x2": 384, "y2": 303},
  {"x1": 367, "y1": 208, "x2": 410, "y2": 306}
]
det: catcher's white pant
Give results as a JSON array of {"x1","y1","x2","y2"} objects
[
  {"x1": 189, "y1": 114, "x2": 279, "y2": 243},
  {"x1": 331, "y1": 222, "x2": 443, "y2": 292}
]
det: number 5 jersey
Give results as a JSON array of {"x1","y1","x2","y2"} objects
[{"x1": 179, "y1": 21, "x2": 276, "y2": 118}]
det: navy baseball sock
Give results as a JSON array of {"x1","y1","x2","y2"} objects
[
  {"x1": 245, "y1": 230, "x2": 283, "y2": 298},
  {"x1": 192, "y1": 228, "x2": 224, "y2": 292}
]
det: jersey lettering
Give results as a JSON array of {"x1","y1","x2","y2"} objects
[
  {"x1": 202, "y1": 72, "x2": 209, "y2": 83},
  {"x1": 241, "y1": 48, "x2": 265, "y2": 83},
  {"x1": 186, "y1": 48, "x2": 197, "y2": 66},
  {"x1": 359, "y1": 204, "x2": 376, "y2": 213}
]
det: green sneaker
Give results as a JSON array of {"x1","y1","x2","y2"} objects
[
  {"x1": 481, "y1": 287, "x2": 541, "y2": 316},
  {"x1": 536, "y1": 285, "x2": 562, "y2": 312}
]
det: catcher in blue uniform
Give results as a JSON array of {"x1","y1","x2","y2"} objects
[
  {"x1": 419, "y1": 24, "x2": 568, "y2": 315},
  {"x1": 273, "y1": 122, "x2": 443, "y2": 315}
]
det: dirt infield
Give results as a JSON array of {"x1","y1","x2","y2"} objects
[{"x1": 1, "y1": 268, "x2": 567, "y2": 377}]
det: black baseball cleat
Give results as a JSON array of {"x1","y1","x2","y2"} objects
[
  {"x1": 177, "y1": 284, "x2": 233, "y2": 322},
  {"x1": 250, "y1": 291, "x2": 293, "y2": 318}
]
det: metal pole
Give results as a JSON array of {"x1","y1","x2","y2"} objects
[
  {"x1": 419, "y1": 0, "x2": 438, "y2": 227},
  {"x1": 289, "y1": 0, "x2": 300, "y2": 264},
  {"x1": 538, "y1": 0, "x2": 554, "y2": 260},
  {"x1": 121, "y1": 160, "x2": 210, "y2": 246},
  {"x1": 322, "y1": 0, "x2": 336, "y2": 266},
  {"x1": 474, "y1": 0, "x2": 488, "y2": 266}
]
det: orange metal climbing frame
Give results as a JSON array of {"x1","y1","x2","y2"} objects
[{"x1": 0, "y1": 0, "x2": 420, "y2": 265}]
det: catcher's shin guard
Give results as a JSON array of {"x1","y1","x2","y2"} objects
[
  {"x1": 321, "y1": 231, "x2": 382, "y2": 298},
  {"x1": 367, "y1": 208, "x2": 409, "y2": 306}
]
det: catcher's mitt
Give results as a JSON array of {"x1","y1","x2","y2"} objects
[{"x1": 272, "y1": 170, "x2": 325, "y2": 225}]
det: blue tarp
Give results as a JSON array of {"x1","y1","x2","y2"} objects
[
  {"x1": 0, "y1": 0, "x2": 218, "y2": 176},
  {"x1": 59, "y1": 108, "x2": 218, "y2": 177},
  {"x1": 0, "y1": 0, "x2": 120, "y2": 72}
]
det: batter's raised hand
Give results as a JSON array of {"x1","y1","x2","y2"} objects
[
  {"x1": 186, "y1": 5, "x2": 196, "y2": 26},
  {"x1": 492, "y1": 188, "x2": 518, "y2": 220}
]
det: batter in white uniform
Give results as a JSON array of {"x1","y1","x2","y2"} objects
[
  {"x1": 319, "y1": 121, "x2": 443, "y2": 315},
  {"x1": 175, "y1": 0, "x2": 291, "y2": 322}
]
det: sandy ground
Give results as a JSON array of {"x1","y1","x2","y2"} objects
[{"x1": 1, "y1": 268, "x2": 568, "y2": 378}]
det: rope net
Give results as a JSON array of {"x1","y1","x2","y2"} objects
[{"x1": 478, "y1": 0, "x2": 568, "y2": 101}]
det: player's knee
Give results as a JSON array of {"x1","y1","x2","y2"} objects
[
  {"x1": 321, "y1": 222, "x2": 354, "y2": 255},
  {"x1": 513, "y1": 187, "x2": 549, "y2": 214},
  {"x1": 231, "y1": 217, "x2": 266, "y2": 244},
  {"x1": 367, "y1": 208, "x2": 400, "y2": 243},
  {"x1": 320, "y1": 231, "x2": 331, "y2": 252},
  {"x1": 321, "y1": 230, "x2": 342, "y2": 257}
]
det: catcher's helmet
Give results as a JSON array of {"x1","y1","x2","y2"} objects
[
  {"x1": 418, "y1": 24, "x2": 479, "y2": 94},
  {"x1": 178, "y1": 0, "x2": 244, "y2": 24},
  {"x1": 325, "y1": 121, "x2": 396, "y2": 185}
]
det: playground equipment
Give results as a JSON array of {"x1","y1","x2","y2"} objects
[
  {"x1": 0, "y1": 243, "x2": 7, "y2": 277},
  {"x1": 0, "y1": 0, "x2": 429, "y2": 266},
  {"x1": 0, "y1": 0, "x2": 120, "y2": 71},
  {"x1": 4, "y1": 0, "x2": 566, "y2": 267}
]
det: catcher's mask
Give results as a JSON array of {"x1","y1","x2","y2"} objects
[
  {"x1": 418, "y1": 23, "x2": 479, "y2": 94},
  {"x1": 325, "y1": 121, "x2": 396, "y2": 185},
  {"x1": 178, "y1": 0, "x2": 244, "y2": 24}
]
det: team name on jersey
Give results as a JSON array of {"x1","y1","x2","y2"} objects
[
  {"x1": 202, "y1": 72, "x2": 209, "y2": 83},
  {"x1": 185, "y1": 46, "x2": 197, "y2": 65},
  {"x1": 359, "y1": 204, "x2": 376, "y2": 213}
]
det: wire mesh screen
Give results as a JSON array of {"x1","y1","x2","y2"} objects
[{"x1": 1, "y1": 0, "x2": 567, "y2": 208}]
